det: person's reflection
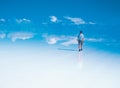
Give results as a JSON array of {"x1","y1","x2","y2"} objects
[{"x1": 78, "y1": 52, "x2": 83, "y2": 69}]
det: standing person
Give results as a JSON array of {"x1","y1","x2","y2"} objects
[{"x1": 77, "y1": 31, "x2": 84, "y2": 51}]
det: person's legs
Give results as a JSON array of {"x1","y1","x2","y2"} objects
[
  {"x1": 78, "y1": 40, "x2": 82, "y2": 51},
  {"x1": 81, "y1": 41, "x2": 83, "y2": 51},
  {"x1": 78, "y1": 40, "x2": 80, "y2": 51}
]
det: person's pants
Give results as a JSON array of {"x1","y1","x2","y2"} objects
[{"x1": 78, "y1": 40, "x2": 83, "y2": 46}]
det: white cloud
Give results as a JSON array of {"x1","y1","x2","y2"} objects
[
  {"x1": 0, "y1": 33, "x2": 6, "y2": 39},
  {"x1": 89, "y1": 22, "x2": 96, "y2": 24},
  {"x1": 61, "y1": 38, "x2": 77, "y2": 46},
  {"x1": 64, "y1": 16, "x2": 96, "y2": 25},
  {"x1": 64, "y1": 16, "x2": 86, "y2": 25},
  {"x1": 43, "y1": 34, "x2": 104, "y2": 46},
  {"x1": 60, "y1": 36, "x2": 77, "y2": 46},
  {"x1": 85, "y1": 38, "x2": 104, "y2": 42},
  {"x1": 8, "y1": 32, "x2": 34, "y2": 42},
  {"x1": 61, "y1": 37, "x2": 104, "y2": 46},
  {"x1": 47, "y1": 37, "x2": 58, "y2": 44},
  {"x1": 43, "y1": 34, "x2": 77, "y2": 45},
  {"x1": 42, "y1": 34, "x2": 60, "y2": 44},
  {"x1": 16, "y1": 18, "x2": 31, "y2": 23},
  {"x1": 49, "y1": 16, "x2": 58, "y2": 23},
  {"x1": 0, "y1": 18, "x2": 5, "y2": 22}
]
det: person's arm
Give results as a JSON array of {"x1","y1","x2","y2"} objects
[
  {"x1": 82, "y1": 34, "x2": 84, "y2": 42},
  {"x1": 82, "y1": 38, "x2": 84, "y2": 42}
]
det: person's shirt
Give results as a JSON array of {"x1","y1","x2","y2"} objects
[{"x1": 78, "y1": 33, "x2": 84, "y2": 41}]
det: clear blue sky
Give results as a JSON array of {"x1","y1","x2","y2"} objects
[{"x1": 0, "y1": 0, "x2": 120, "y2": 53}]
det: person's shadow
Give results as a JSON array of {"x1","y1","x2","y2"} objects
[{"x1": 58, "y1": 48, "x2": 78, "y2": 51}]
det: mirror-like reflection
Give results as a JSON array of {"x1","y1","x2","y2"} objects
[{"x1": 78, "y1": 52, "x2": 83, "y2": 69}]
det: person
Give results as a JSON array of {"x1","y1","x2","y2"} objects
[{"x1": 77, "y1": 31, "x2": 84, "y2": 51}]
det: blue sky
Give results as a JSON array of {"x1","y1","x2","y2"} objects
[{"x1": 0, "y1": 0, "x2": 120, "y2": 53}]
